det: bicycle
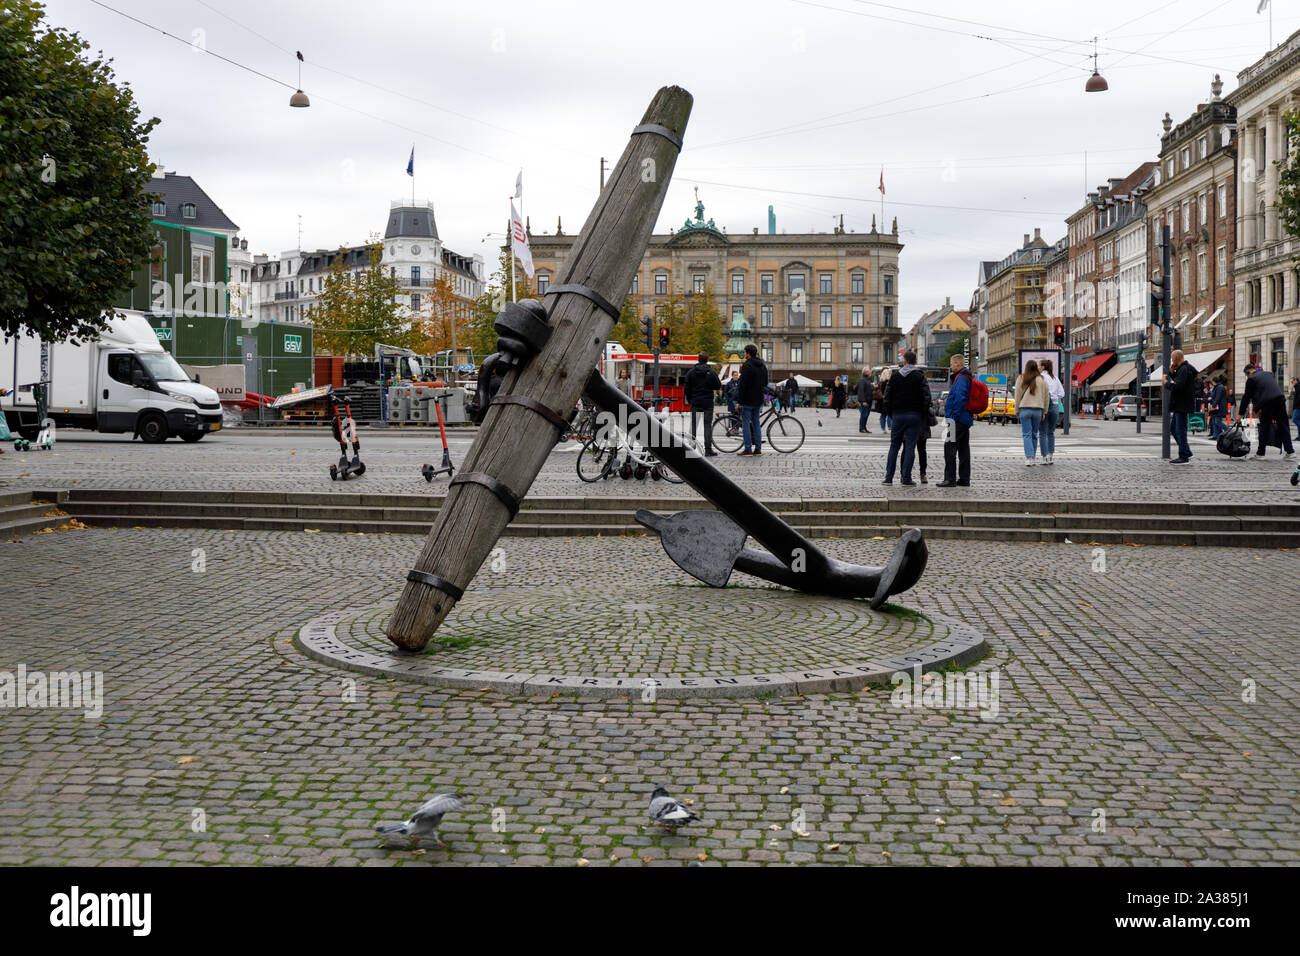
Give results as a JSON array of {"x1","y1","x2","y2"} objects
[
  {"x1": 575, "y1": 410, "x2": 687, "y2": 483},
  {"x1": 711, "y1": 403, "x2": 805, "y2": 453}
]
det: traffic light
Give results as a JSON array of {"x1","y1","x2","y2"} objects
[
  {"x1": 658, "y1": 326, "x2": 670, "y2": 350},
  {"x1": 1171, "y1": 328, "x2": 1183, "y2": 351},
  {"x1": 1053, "y1": 323, "x2": 1065, "y2": 347},
  {"x1": 640, "y1": 316, "x2": 652, "y2": 350}
]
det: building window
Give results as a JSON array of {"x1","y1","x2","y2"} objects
[
  {"x1": 819, "y1": 272, "x2": 833, "y2": 294},
  {"x1": 850, "y1": 273, "x2": 864, "y2": 294},
  {"x1": 1272, "y1": 337, "x2": 1285, "y2": 377},
  {"x1": 411, "y1": 266, "x2": 420, "y2": 286},
  {"x1": 150, "y1": 201, "x2": 166, "y2": 216},
  {"x1": 731, "y1": 272, "x2": 745, "y2": 295},
  {"x1": 732, "y1": 306, "x2": 745, "y2": 325},
  {"x1": 883, "y1": 274, "x2": 895, "y2": 295},
  {"x1": 1198, "y1": 136, "x2": 1207, "y2": 159},
  {"x1": 851, "y1": 305, "x2": 864, "y2": 327},
  {"x1": 760, "y1": 273, "x2": 774, "y2": 294},
  {"x1": 883, "y1": 343, "x2": 893, "y2": 363},
  {"x1": 819, "y1": 341, "x2": 832, "y2": 364},
  {"x1": 1181, "y1": 258, "x2": 1189, "y2": 294},
  {"x1": 1181, "y1": 146, "x2": 1191, "y2": 168},
  {"x1": 819, "y1": 305, "x2": 833, "y2": 327},
  {"x1": 654, "y1": 273, "x2": 667, "y2": 295},
  {"x1": 191, "y1": 250, "x2": 212, "y2": 285},
  {"x1": 536, "y1": 272, "x2": 549, "y2": 295},
  {"x1": 181, "y1": 202, "x2": 196, "y2": 219},
  {"x1": 1197, "y1": 252, "x2": 1207, "y2": 291},
  {"x1": 411, "y1": 293, "x2": 421, "y2": 311},
  {"x1": 1166, "y1": 159, "x2": 1174, "y2": 178},
  {"x1": 788, "y1": 273, "x2": 806, "y2": 327},
  {"x1": 850, "y1": 341, "x2": 863, "y2": 365},
  {"x1": 790, "y1": 343, "x2": 803, "y2": 364},
  {"x1": 693, "y1": 274, "x2": 706, "y2": 294},
  {"x1": 883, "y1": 306, "x2": 894, "y2": 325},
  {"x1": 761, "y1": 343, "x2": 773, "y2": 363},
  {"x1": 1199, "y1": 193, "x2": 1207, "y2": 225},
  {"x1": 1217, "y1": 184, "x2": 1227, "y2": 219},
  {"x1": 630, "y1": 274, "x2": 639, "y2": 294},
  {"x1": 1181, "y1": 200, "x2": 1190, "y2": 232},
  {"x1": 760, "y1": 304, "x2": 773, "y2": 327}
]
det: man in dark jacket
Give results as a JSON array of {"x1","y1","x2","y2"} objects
[
  {"x1": 855, "y1": 369, "x2": 873, "y2": 434},
  {"x1": 723, "y1": 371, "x2": 739, "y2": 416},
  {"x1": 1208, "y1": 376, "x2": 1228, "y2": 439},
  {"x1": 737, "y1": 344, "x2": 768, "y2": 455},
  {"x1": 1239, "y1": 363, "x2": 1296, "y2": 458},
  {"x1": 783, "y1": 373, "x2": 799, "y2": 412},
  {"x1": 937, "y1": 354, "x2": 973, "y2": 487},
  {"x1": 683, "y1": 353, "x2": 722, "y2": 457},
  {"x1": 882, "y1": 351, "x2": 931, "y2": 485},
  {"x1": 1164, "y1": 349, "x2": 1198, "y2": 463}
]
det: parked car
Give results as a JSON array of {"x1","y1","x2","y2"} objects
[{"x1": 1103, "y1": 395, "x2": 1149, "y2": 420}]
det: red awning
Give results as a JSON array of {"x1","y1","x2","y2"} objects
[{"x1": 1070, "y1": 352, "x2": 1113, "y2": 385}]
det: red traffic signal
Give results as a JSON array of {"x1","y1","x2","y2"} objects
[
  {"x1": 658, "y1": 326, "x2": 670, "y2": 349},
  {"x1": 1053, "y1": 323, "x2": 1065, "y2": 346}
]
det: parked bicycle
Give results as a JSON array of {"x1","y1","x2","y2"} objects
[
  {"x1": 575, "y1": 407, "x2": 690, "y2": 483},
  {"x1": 710, "y1": 404, "x2": 805, "y2": 453}
]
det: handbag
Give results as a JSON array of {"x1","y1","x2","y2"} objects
[
  {"x1": 1055, "y1": 398, "x2": 1064, "y2": 415},
  {"x1": 927, "y1": 409, "x2": 938, "y2": 427}
]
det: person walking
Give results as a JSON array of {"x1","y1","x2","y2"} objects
[
  {"x1": 1038, "y1": 358, "x2": 1064, "y2": 465},
  {"x1": 1208, "y1": 375, "x2": 1228, "y2": 439},
  {"x1": 1164, "y1": 348, "x2": 1198, "y2": 464},
  {"x1": 737, "y1": 344, "x2": 768, "y2": 456},
  {"x1": 876, "y1": 368, "x2": 892, "y2": 432},
  {"x1": 783, "y1": 373, "x2": 799, "y2": 413},
  {"x1": 855, "y1": 369, "x2": 873, "y2": 434},
  {"x1": 937, "y1": 354, "x2": 973, "y2": 487},
  {"x1": 1014, "y1": 359, "x2": 1049, "y2": 465},
  {"x1": 723, "y1": 370, "x2": 740, "y2": 417},
  {"x1": 683, "y1": 353, "x2": 722, "y2": 458},
  {"x1": 831, "y1": 377, "x2": 846, "y2": 418},
  {"x1": 1238, "y1": 362, "x2": 1296, "y2": 459},
  {"x1": 882, "y1": 351, "x2": 930, "y2": 486},
  {"x1": 1289, "y1": 376, "x2": 1300, "y2": 441}
]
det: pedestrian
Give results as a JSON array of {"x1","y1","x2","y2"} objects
[
  {"x1": 1014, "y1": 359, "x2": 1049, "y2": 465},
  {"x1": 937, "y1": 353, "x2": 973, "y2": 487},
  {"x1": 723, "y1": 370, "x2": 740, "y2": 417},
  {"x1": 1238, "y1": 362, "x2": 1296, "y2": 459},
  {"x1": 882, "y1": 351, "x2": 930, "y2": 486},
  {"x1": 683, "y1": 352, "x2": 722, "y2": 458},
  {"x1": 877, "y1": 368, "x2": 892, "y2": 431},
  {"x1": 831, "y1": 376, "x2": 846, "y2": 418},
  {"x1": 1038, "y1": 358, "x2": 1064, "y2": 465},
  {"x1": 1208, "y1": 374, "x2": 1228, "y2": 439},
  {"x1": 1163, "y1": 349, "x2": 1197, "y2": 464},
  {"x1": 737, "y1": 344, "x2": 768, "y2": 456},
  {"x1": 784, "y1": 372, "x2": 799, "y2": 412},
  {"x1": 1290, "y1": 376, "x2": 1300, "y2": 441},
  {"x1": 0, "y1": 387, "x2": 9, "y2": 452},
  {"x1": 855, "y1": 368, "x2": 873, "y2": 434}
]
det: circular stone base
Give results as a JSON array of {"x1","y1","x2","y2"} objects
[{"x1": 295, "y1": 584, "x2": 987, "y2": 699}]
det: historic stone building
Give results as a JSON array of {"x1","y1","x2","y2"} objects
[
  {"x1": 527, "y1": 196, "x2": 904, "y2": 382},
  {"x1": 982, "y1": 229, "x2": 1051, "y2": 379},
  {"x1": 1227, "y1": 31, "x2": 1300, "y2": 385},
  {"x1": 907, "y1": 298, "x2": 970, "y2": 368}
]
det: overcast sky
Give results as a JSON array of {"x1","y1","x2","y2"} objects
[{"x1": 41, "y1": 0, "x2": 1295, "y2": 328}]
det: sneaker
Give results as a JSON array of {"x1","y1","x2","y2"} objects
[
  {"x1": 1285, "y1": 452, "x2": 1298, "y2": 461},
  {"x1": 1044, "y1": 455, "x2": 1053, "y2": 464},
  {"x1": 1169, "y1": 457, "x2": 1190, "y2": 464},
  {"x1": 1025, "y1": 459, "x2": 1036, "y2": 467}
]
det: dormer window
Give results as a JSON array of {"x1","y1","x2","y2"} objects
[
  {"x1": 150, "y1": 201, "x2": 166, "y2": 216},
  {"x1": 181, "y1": 202, "x2": 196, "y2": 219}
]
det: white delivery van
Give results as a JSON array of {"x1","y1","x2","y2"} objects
[{"x1": 1, "y1": 310, "x2": 223, "y2": 443}]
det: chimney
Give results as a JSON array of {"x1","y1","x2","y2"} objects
[
  {"x1": 1023, "y1": 233, "x2": 1030, "y2": 247},
  {"x1": 1033, "y1": 228, "x2": 1042, "y2": 242},
  {"x1": 945, "y1": 296, "x2": 951, "y2": 307}
]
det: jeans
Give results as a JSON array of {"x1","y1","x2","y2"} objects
[
  {"x1": 884, "y1": 411, "x2": 922, "y2": 481},
  {"x1": 740, "y1": 404, "x2": 762, "y2": 451},
  {"x1": 1039, "y1": 405, "x2": 1058, "y2": 456},
  {"x1": 880, "y1": 412, "x2": 892, "y2": 431},
  {"x1": 1209, "y1": 412, "x2": 1226, "y2": 439},
  {"x1": 689, "y1": 406, "x2": 713, "y2": 455},
  {"x1": 943, "y1": 422, "x2": 971, "y2": 484},
  {"x1": 1171, "y1": 411, "x2": 1192, "y2": 460},
  {"x1": 858, "y1": 404, "x2": 871, "y2": 431},
  {"x1": 1018, "y1": 408, "x2": 1043, "y2": 458},
  {"x1": 1292, "y1": 406, "x2": 1300, "y2": 438}
]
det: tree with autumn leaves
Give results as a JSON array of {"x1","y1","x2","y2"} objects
[{"x1": 310, "y1": 241, "x2": 406, "y2": 356}]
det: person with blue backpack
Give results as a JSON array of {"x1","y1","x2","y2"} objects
[{"x1": 937, "y1": 354, "x2": 977, "y2": 487}]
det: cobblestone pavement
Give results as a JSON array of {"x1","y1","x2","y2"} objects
[
  {"x1": 2, "y1": 415, "x2": 1297, "y2": 502},
  {"x1": 0, "y1": 526, "x2": 1296, "y2": 866}
]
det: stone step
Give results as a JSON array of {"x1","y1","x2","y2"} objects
[{"x1": 0, "y1": 513, "x2": 74, "y2": 539}]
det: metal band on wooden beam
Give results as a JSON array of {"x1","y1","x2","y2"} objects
[
  {"x1": 450, "y1": 471, "x2": 522, "y2": 518},
  {"x1": 405, "y1": 569, "x2": 465, "y2": 601},
  {"x1": 546, "y1": 283, "x2": 621, "y2": 321},
  {"x1": 490, "y1": 393, "x2": 570, "y2": 432},
  {"x1": 631, "y1": 123, "x2": 683, "y2": 151}
]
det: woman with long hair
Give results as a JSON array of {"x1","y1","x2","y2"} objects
[
  {"x1": 1037, "y1": 358, "x2": 1065, "y2": 465},
  {"x1": 1015, "y1": 359, "x2": 1050, "y2": 465}
]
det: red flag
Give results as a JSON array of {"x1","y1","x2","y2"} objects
[{"x1": 878, "y1": 167, "x2": 886, "y2": 196}]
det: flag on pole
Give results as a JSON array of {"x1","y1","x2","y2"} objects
[
  {"x1": 514, "y1": 170, "x2": 523, "y2": 201},
  {"x1": 1257, "y1": 0, "x2": 1270, "y2": 13},
  {"x1": 878, "y1": 167, "x2": 886, "y2": 196},
  {"x1": 510, "y1": 200, "x2": 534, "y2": 278},
  {"x1": 406, "y1": 147, "x2": 414, "y2": 177}
]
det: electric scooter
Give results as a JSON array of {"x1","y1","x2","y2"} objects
[
  {"x1": 328, "y1": 392, "x2": 365, "y2": 480},
  {"x1": 421, "y1": 395, "x2": 456, "y2": 482}
]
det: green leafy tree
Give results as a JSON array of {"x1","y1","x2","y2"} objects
[
  {"x1": 0, "y1": 0, "x2": 159, "y2": 341},
  {"x1": 610, "y1": 295, "x2": 647, "y2": 351},
  {"x1": 1276, "y1": 109, "x2": 1300, "y2": 248},
  {"x1": 679, "y1": 286, "x2": 725, "y2": 359},
  {"x1": 311, "y1": 242, "x2": 406, "y2": 356},
  {"x1": 651, "y1": 285, "x2": 686, "y2": 353},
  {"x1": 940, "y1": 331, "x2": 970, "y2": 365}
]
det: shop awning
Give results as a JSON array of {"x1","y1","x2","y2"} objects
[
  {"x1": 1091, "y1": 362, "x2": 1141, "y2": 391},
  {"x1": 1185, "y1": 347, "x2": 1228, "y2": 371},
  {"x1": 1070, "y1": 352, "x2": 1113, "y2": 386},
  {"x1": 1202, "y1": 306, "x2": 1225, "y2": 328}
]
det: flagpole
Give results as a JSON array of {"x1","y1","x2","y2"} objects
[{"x1": 509, "y1": 214, "x2": 516, "y2": 303}]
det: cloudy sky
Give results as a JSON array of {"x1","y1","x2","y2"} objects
[{"x1": 41, "y1": 0, "x2": 1293, "y2": 328}]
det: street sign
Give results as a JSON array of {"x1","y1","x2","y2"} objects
[
  {"x1": 154, "y1": 327, "x2": 172, "y2": 341},
  {"x1": 977, "y1": 373, "x2": 1006, "y2": 386},
  {"x1": 284, "y1": 334, "x2": 302, "y2": 353}
]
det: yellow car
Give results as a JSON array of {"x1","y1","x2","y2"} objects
[{"x1": 977, "y1": 388, "x2": 1016, "y2": 424}]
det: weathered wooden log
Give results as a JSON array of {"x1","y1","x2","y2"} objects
[{"x1": 385, "y1": 86, "x2": 692, "y2": 651}]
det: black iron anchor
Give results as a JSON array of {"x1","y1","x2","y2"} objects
[{"x1": 582, "y1": 373, "x2": 927, "y2": 609}]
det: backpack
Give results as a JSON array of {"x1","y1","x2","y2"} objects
[
  {"x1": 966, "y1": 376, "x2": 989, "y2": 415},
  {"x1": 1216, "y1": 422, "x2": 1250, "y2": 458}
]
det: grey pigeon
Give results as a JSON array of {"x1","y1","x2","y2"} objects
[
  {"x1": 649, "y1": 785, "x2": 700, "y2": 831},
  {"x1": 376, "y1": 793, "x2": 466, "y2": 848}
]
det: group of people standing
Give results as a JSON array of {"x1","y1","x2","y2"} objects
[
  {"x1": 1012, "y1": 358, "x2": 1065, "y2": 466},
  {"x1": 870, "y1": 350, "x2": 974, "y2": 487}
]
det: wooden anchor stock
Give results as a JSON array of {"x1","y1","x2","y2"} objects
[{"x1": 385, "y1": 86, "x2": 693, "y2": 651}]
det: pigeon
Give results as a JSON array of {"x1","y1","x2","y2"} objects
[
  {"x1": 376, "y1": 793, "x2": 466, "y2": 849},
  {"x1": 648, "y1": 785, "x2": 700, "y2": 831}
]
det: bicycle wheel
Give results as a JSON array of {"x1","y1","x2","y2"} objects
[
  {"x1": 766, "y1": 413, "x2": 805, "y2": 453},
  {"x1": 576, "y1": 436, "x2": 615, "y2": 482},
  {"x1": 653, "y1": 459, "x2": 685, "y2": 483},
  {"x1": 711, "y1": 414, "x2": 743, "y2": 453}
]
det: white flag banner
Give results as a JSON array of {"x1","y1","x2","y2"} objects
[
  {"x1": 514, "y1": 170, "x2": 523, "y2": 200},
  {"x1": 510, "y1": 199, "x2": 534, "y2": 278}
]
